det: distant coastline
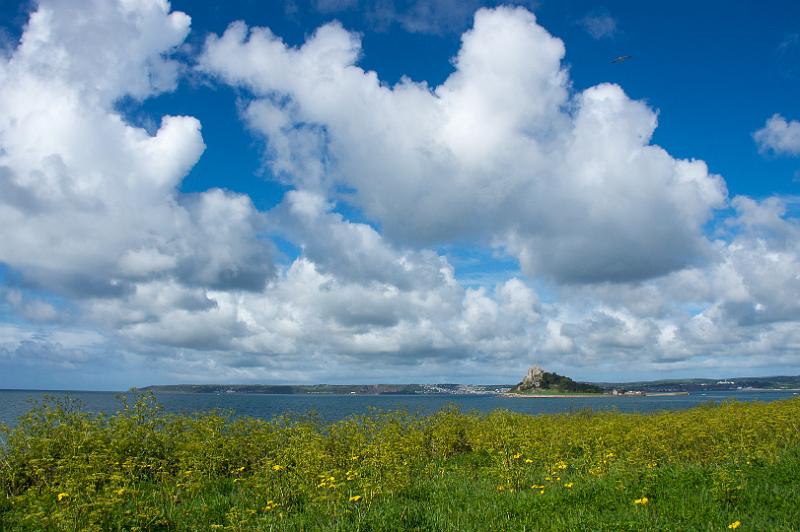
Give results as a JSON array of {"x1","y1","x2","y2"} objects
[
  {"x1": 139, "y1": 375, "x2": 800, "y2": 397},
  {"x1": 501, "y1": 391, "x2": 691, "y2": 399},
  {"x1": 138, "y1": 383, "x2": 511, "y2": 396},
  {"x1": 501, "y1": 393, "x2": 605, "y2": 398}
]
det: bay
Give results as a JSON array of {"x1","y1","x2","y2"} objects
[{"x1": 1, "y1": 389, "x2": 799, "y2": 428}]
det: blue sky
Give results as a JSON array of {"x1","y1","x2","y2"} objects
[{"x1": 1, "y1": 0, "x2": 799, "y2": 390}]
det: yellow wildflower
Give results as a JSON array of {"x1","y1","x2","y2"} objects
[
  {"x1": 728, "y1": 521, "x2": 742, "y2": 529},
  {"x1": 57, "y1": 492, "x2": 69, "y2": 502},
  {"x1": 524, "y1": 458, "x2": 534, "y2": 464},
  {"x1": 349, "y1": 495, "x2": 362, "y2": 502},
  {"x1": 513, "y1": 452, "x2": 522, "y2": 459},
  {"x1": 318, "y1": 475, "x2": 337, "y2": 489},
  {"x1": 271, "y1": 465, "x2": 285, "y2": 471},
  {"x1": 633, "y1": 497, "x2": 649, "y2": 506},
  {"x1": 564, "y1": 482, "x2": 574, "y2": 489},
  {"x1": 264, "y1": 500, "x2": 279, "y2": 512},
  {"x1": 539, "y1": 489, "x2": 545, "y2": 495}
]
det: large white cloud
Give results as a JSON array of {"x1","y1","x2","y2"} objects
[
  {"x1": 200, "y1": 6, "x2": 727, "y2": 284},
  {"x1": 0, "y1": 0, "x2": 273, "y2": 296}
]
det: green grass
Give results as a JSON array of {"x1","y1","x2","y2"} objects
[{"x1": 2, "y1": 394, "x2": 800, "y2": 530}]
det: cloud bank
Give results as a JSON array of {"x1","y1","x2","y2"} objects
[{"x1": 1, "y1": 1, "x2": 799, "y2": 387}]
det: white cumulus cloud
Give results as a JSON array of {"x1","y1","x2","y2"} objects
[
  {"x1": 0, "y1": 0, "x2": 274, "y2": 297},
  {"x1": 200, "y1": 7, "x2": 726, "y2": 284},
  {"x1": 754, "y1": 114, "x2": 800, "y2": 156}
]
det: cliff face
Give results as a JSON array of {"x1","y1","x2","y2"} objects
[{"x1": 511, "y1": 365, "x2": 604, "y2": 394}]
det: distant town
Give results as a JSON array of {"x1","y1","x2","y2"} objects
[
  {"x1": 140, "y1": 383, "x2": 511, "y2": 395},
  {"x1": 140, "y1": 374, "x2": 800, "y2": 396}
]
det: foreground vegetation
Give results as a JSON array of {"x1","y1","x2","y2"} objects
[{"x1": 2, "y1": 395, "x2": 800, "y2": 530}]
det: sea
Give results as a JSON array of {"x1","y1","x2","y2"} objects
[{"x1": 1, "y1": 389, "x2": 798, "y2": 427}]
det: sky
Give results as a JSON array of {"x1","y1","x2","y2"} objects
[{"x1": 1, "y1": 0, "x2": 799, "y2": 390}]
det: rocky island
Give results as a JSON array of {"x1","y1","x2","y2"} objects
[{"x1": 505, "y1": 365, "x2": 605, "y2": 397}]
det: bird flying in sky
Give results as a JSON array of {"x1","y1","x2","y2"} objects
[{"x1": 611, "y1": 55, "x2": 633, "y2": 64}]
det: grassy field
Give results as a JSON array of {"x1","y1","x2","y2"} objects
[{"x1": 2, "y1": 395, "x2": 799, "y2": 531}]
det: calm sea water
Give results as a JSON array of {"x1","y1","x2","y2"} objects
[{"x1": 1, "y1": 389, "x2": 798, "y2": 427}]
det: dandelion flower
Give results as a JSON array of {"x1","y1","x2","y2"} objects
[
  {"x1": 57, "y1": 492, "x2": 69, "y2": 502},
  {"x1": 564, "y1": 482, "x2": 574, "y2": 489},
  {"x1": 633, "y1": 497, "x2": 649, "y2": 506},
  {"x1": 524, "y1": 458, "x2": 534, "y2": 463},
  {"x1": 349, "y1": 495, "x2": 362, "y2": 502},
  {"x1": 728, "y1": 521, "x2": 742, "y2": 529},
  {"x1": 513, "y1": 452, "x2": 522, "y2": 459},
  {"x1": 271, "y1": 465, "x2": 285, "y2": 471}
]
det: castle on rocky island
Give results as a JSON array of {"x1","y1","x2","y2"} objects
[{"x1": 509, "y1": 365, "x2": 604, "y2": 394}]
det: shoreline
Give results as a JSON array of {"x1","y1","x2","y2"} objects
[
  {"x1": 500, "y1": 393, "x2": 608, "y2": 398},
  {"x1": 500, "y1": 391, "x2": 691, "y2": 398}
]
